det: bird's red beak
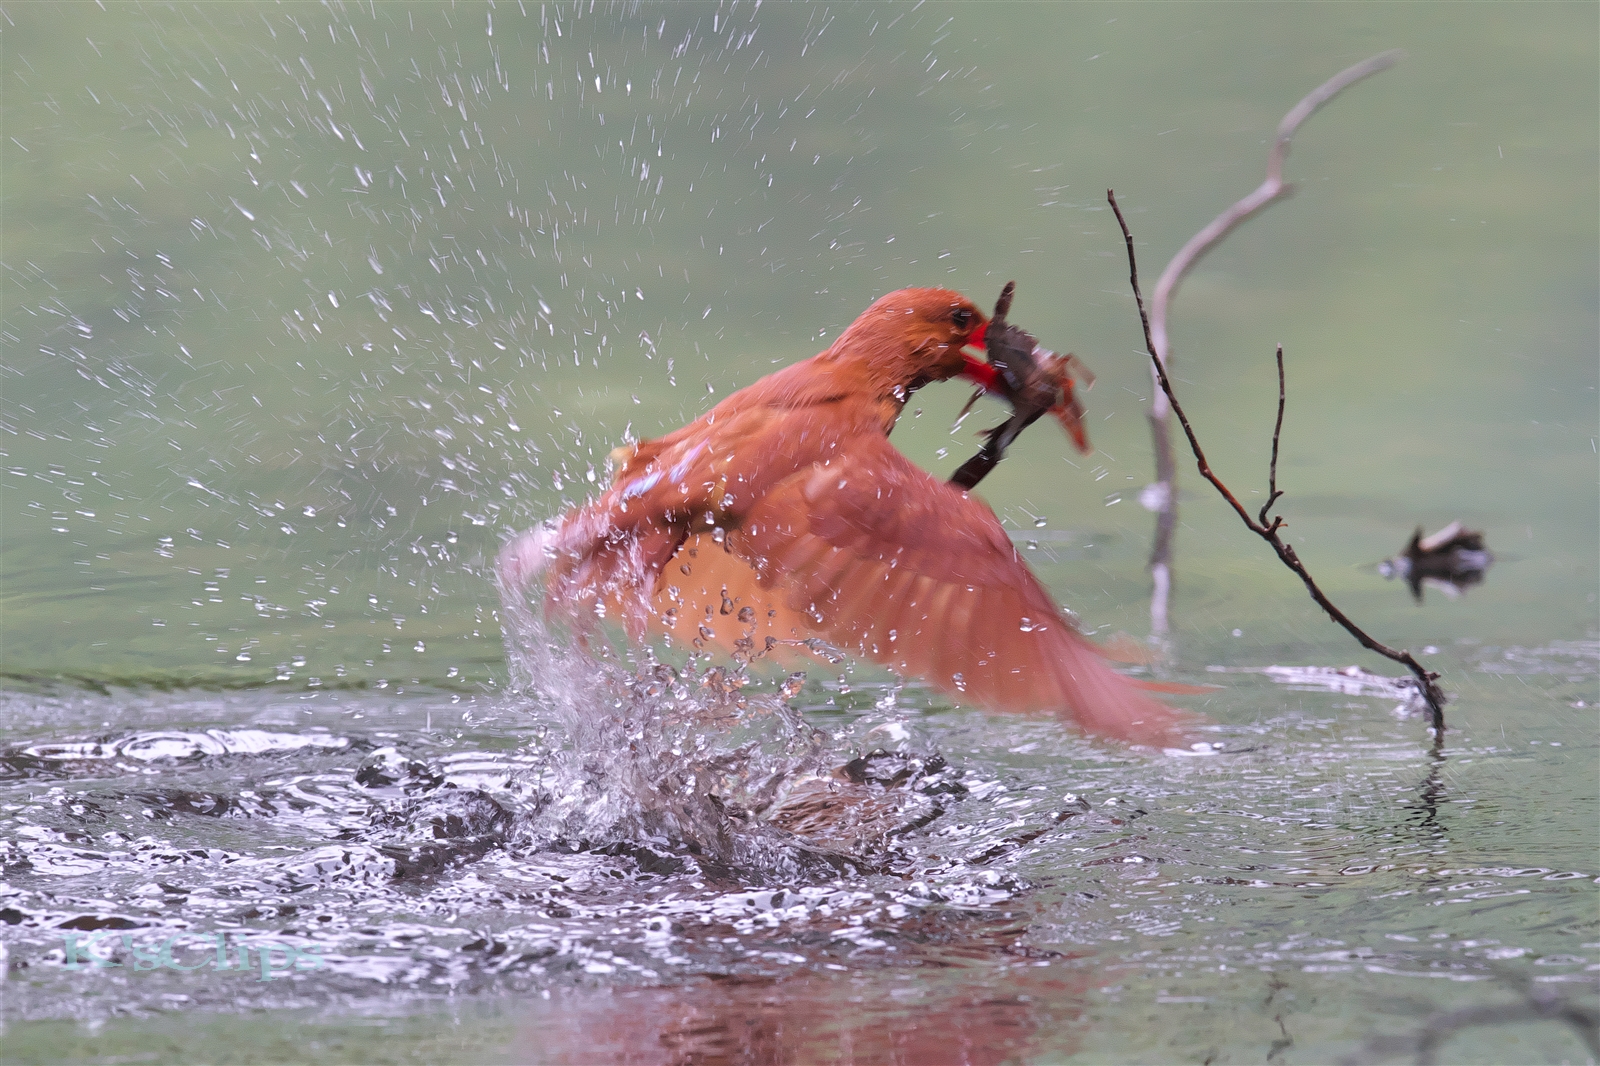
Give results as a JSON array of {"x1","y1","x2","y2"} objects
[{"x1": 959, "y1": 320, "x2": 1001, "y2": 392}]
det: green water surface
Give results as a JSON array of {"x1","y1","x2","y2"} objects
[{"x1": 2, "y1": 3, "x2": 1595, "y2": 1063}]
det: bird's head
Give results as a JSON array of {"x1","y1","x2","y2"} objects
[
  {"x1": 827, "y1": 287, "x2": 1089, "y2": 452},
  {"x1": 829, "y1": 287, "x2": 991, "y2": 399}
]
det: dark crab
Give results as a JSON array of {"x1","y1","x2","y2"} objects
[{"x1": 950, "y1": 281, "x2": 1094, "y2": 490}]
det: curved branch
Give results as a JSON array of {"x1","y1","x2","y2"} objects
[
  {"x1": 1142, "y1": 50, "x2": 1405, "y2": 638},
  {"x1": 1147, "y1": 49, "x2": 1405, "y2": 403}
]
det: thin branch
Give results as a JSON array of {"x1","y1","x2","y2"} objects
[
  {"x1": 1140, "y1": 49, "x2": 1405, "y2": 635},
  {"x1": 1108, "y1": 190, "x2": 1447, "y2": 737},
  {"x1": 1260, "y1": 345, "x2": 1286, "y2": 528}
]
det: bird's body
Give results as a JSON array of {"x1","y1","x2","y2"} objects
[{"x1": 499, "y1": 288, "x2": 1186, "y2": 746}]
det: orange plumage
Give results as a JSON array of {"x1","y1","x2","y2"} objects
[{"x1": 498, "y1": 288, "x2": 1187, "y2": 746}]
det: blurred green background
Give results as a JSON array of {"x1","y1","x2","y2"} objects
[{"x1": 3, "y1": 1, "x2": 1594, "y2": 690}]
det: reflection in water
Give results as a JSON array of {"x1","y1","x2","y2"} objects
[
  {"x1": 1, "y1": 671, "x2": 1595, "y2": 1061},
  {"x1": 1403, "y1": 746, "x2": 1450, "y2": 835},
  {"x1": 1343, "y1": 971, "x2": 1600, "y2": 1066},
  {"x1": 511, "y1": 964, "x2": 1088, "y2": 1066}
]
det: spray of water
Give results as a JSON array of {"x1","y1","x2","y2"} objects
[{"x1": 492, "y1": 531, "x2": 901, "y2": 878}]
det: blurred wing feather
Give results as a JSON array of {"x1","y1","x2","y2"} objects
[{"x1": 731, "y1": 436, "x2": 1187, "y2": 746}]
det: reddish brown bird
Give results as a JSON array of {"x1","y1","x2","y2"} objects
[{"x1": 498, "y1": 287, "x2": 1187, "y2": 746}]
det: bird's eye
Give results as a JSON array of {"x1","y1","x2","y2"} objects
[{"x1": 951, "y1": 307, "x2": 973, "y2": 329}]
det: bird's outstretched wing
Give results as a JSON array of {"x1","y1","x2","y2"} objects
[{"x1": 729, "y1": 434, "x2": 1190, "y2": 746}]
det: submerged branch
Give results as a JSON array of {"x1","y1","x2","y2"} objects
[{"x1": 1108, "y1": 190, "x2": 1447, "y2": 738}]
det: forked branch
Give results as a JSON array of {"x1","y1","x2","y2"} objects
[{"x1": 1108, "y1": 190, "x2": 1447, "y2": 736}]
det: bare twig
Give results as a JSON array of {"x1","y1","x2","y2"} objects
[
  {"x1": 1141, "y1": 49, "x2": 1405, "y2": 634},
  {"x1": 1108, "y1": 190, "x2": 1447, "y2": 737},
  {"x1": 1261, "y1": 346, "x2": 1287, "y2": 528},
  {"x1": 1146, "y1": 50, "x2": 1405, "y2": 373}
]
